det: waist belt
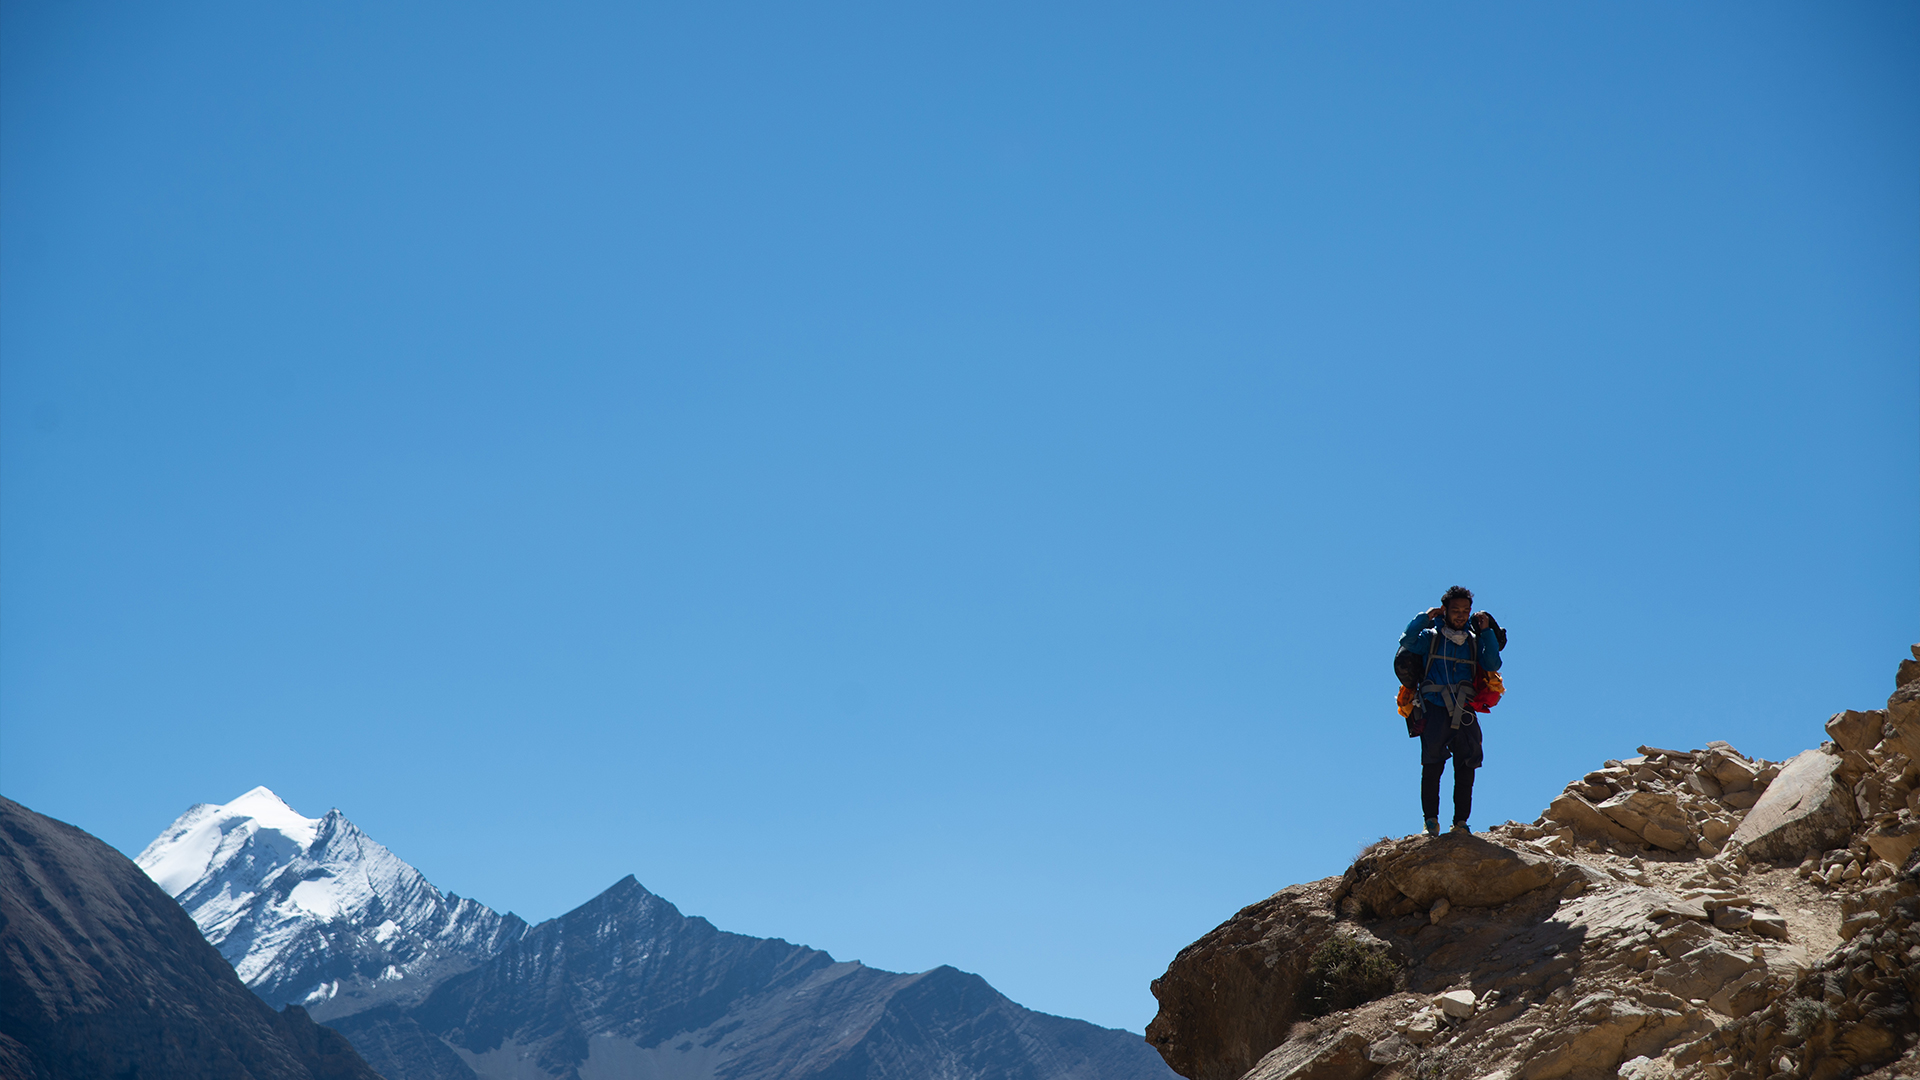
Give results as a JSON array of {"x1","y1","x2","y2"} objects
[{"x1": 1421, "y1": 682, "x2": 1476, "y2": 729}]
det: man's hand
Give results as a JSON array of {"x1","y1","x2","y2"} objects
[
  {"x1": 1426, "y1": 607, "x2": 1443, "y2": 620},
  {"x1": 1473, "y1": 611, "x2": 1492, "y2": 631}
]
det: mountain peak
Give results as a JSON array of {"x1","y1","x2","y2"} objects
[
  {"x1": 136, "y1": 787, "x2": 523, "y2": 1018},
  {"x1": 134, "y1": 786, "x2": 320, "y2": 897}
]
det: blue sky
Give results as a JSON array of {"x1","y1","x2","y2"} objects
[{"x1": 2, "y1": 1, "x2": 1914, "y2": 1035}]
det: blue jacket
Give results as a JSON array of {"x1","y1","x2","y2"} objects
[{"x1": 1398, "y1": 613, "x2": 1502, "y2": 706}]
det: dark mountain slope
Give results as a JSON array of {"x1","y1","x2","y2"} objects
[
  {"x1": 0, "y1": 794, "x2": 383, "y2": 1080},
  {"x1": 333, "y1": 875, "x2": 1173, "y2": 1080}
]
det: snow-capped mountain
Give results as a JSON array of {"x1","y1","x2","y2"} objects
[
  {"x1": 140, "y1": 787, "x2": 1178, "y2": 1080},
  {"x1": 135, "y1": 787, "x2": 526, "y2": 1019}
]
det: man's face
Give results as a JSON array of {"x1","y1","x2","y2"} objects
[{"x1": 1443, "y1": 599, "x2": 1472, "y2": 629}]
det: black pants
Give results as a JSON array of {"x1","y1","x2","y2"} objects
[
  {"x1": 1417, "y1": 704, "x2": 1482, "y2": 824},
  {"x1": 1422, "y1": 759, "x2": 1475, "y2": 824}
]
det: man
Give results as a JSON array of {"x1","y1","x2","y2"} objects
[{"x1": 1396, "y1": 586, "x2": 1502, "y2": 837}]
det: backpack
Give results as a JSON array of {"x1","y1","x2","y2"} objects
[{"x1": 1394, "y1": 615, "x2": 1507, "y2": 737}]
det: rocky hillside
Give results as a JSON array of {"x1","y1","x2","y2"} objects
[
  {"x1": 0, "y1": 795, "x2": 384, "y2": 1080},
  {"x1": 1146, "y1": 646, "x2": 1920, "y2": 1080}
]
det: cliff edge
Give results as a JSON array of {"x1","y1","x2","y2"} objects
[{"x1": 1146, "y1": 646, "x2": 1920, "y2": 1080}]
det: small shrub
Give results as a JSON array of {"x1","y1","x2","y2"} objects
[
  {"x1": 1783, "y1": 998, "x2": 1834, "y2": 1041},
  {"x1": 1297, "y1": 934, "x2": 1397, "y2": 1018}
]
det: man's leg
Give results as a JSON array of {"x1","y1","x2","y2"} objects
[
  {"x1": 1421, "y1": 761, "x2": 1445, "y2": 823},
  {"x1": 1452, "y1": 765, "x2": 1475, "y2": 828},
  {"x1": 1446, "y1": 715, "x2": 1484, "y2": 830}
]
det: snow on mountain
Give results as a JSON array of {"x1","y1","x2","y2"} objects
[{"x1": 135, "y1": 787, "x2": 526, "y2": 1019}]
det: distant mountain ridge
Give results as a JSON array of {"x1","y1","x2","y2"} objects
[{"x1": 139, "y1": 788, "x2": 1176, "y2": 1080}]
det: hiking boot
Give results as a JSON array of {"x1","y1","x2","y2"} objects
[
  {"x1": 1450, "y1": 822, "x2": 1471, "y2": 835},
  {"x1": 1424, "y1": 818, "x2": 1440, "y2": 837}
]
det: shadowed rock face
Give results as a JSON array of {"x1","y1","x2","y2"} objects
[
  {"x1": 0, "y1": 795, "x2": 383, "y2": 1080},
  {"x1": 1144, "y1": 880, "x2": 1345, "y2": 1080},
  {"x1": 330, "y1": 875, "x2": 1176, "y2": 1080}
]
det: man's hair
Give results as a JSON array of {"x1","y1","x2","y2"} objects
[{"x1": 1441, "y1": 585, "x2": 1474, "y2": 608}]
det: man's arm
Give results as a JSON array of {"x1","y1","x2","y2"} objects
[
  {"x1": 1476, "y1": 615, "x2": 1503, "y2": 672},
  {"x1": 1399, "y1": 612, "x2": 1434, "y2": 654}
]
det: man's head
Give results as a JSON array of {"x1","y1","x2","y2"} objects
[{"x1": 1440, "y1": 585, "x2": 1474, "y2": 629}]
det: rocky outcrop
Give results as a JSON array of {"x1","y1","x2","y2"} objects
[
  {"x1": 1145, "y1": 881, "x2": 1345, "y2": 1080},
  {"x1": 0, "y1": 796, "x2": 384, "y2": 1080},
  {"x1": 1148, "y1": 645, "x2": 1920, "y2": 1080},
  {"x1": 1728, "y1": 749, "x2": 1856, "y2": 862}
]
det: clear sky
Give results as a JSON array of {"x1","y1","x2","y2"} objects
[{"x1": 2, "y1": 1, "x2": 1914, "y2": 1036}]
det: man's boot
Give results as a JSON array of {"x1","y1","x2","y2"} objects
[{"x1": 1424, "y1": 818, "x2": 1440, "y2": 837}]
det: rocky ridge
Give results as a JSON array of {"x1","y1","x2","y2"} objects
[
  {"x1": 1146, "y1": 646, "x2": 1920, "y2": 1080},
  {"x1": 0, "y1": 795, "x2": 384, "y2": 1080}
]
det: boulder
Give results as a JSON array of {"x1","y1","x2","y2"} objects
[
  {"x1": 1705, "y1": 969, "x2": 1769, "y2": 1019},
  {"x1": 1240, "y1": 1028, "x2": 1375, "y2": 1080},
  {"x1": 1863, "y1": 817, "x2": 1920, "y2": 869},
  {"x1": 1598, "y1": 790, "x2": 1692, "y2": 852},
  {"x1": 1545, "y1": 792, "x2": 1646, "y2": 847},
  {"x1": 1650, "y1": 943, "x2": 1761, "y2": 1001},
  {"x1": 1726, "y1": 749, "x2": 1856, "y2": 863},
  {"x1": 1520, "y1": 994, "x2": 1659, "y2": 1080},
  {"x1": 1823, "y1": 710, "x2": 1883, "y2": 756},
  {"x1": 1617, "y1": 1055, "x2": 1670, "y2": 1080},
  {"x1": 1710, "y1": 906, "x2": 1751, "y2": 931},
  {"x1": 1368, "y1": 834, "x2": 1556, "y2": 908},
  {"x1": 1146, "y1": 880, "x2": 1343, "y2": 1080},
  {"x1": 1364, "y1": 1034, "x2": 1414, "y2": 1065},
  {"x1": 1401, "y1": 1009, "x2": 1442, "y2": 1045},
  {"x1": 1885, "y1": 684, "x2": 1920, "y2": 763},
  {"x1": 1708, "y1": 755, "x2": 1758, "y2": 792}
]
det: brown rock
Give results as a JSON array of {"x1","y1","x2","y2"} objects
[
  {"x1": 1726, "y1": 749, "x2": 1857, "y2": 863},
  {"x1": 1898, "y1": 656, "x2": 1920, "y2": 687},
  {"x1": 1400, "y1": 1010, "x2": 1441, "y2": 1045},
  {"x1": 1641, "y1": 820, "x2": 1690, "y2": 853},
  {"x1": 1598, "y1": 790, "x2": 1691, "y2": 852},
  {"x1": 1823, "y1": 710, "x2": 1883, "y2": 756},
  {"x1": 1520, "y1": 994, "x2": 1658, "y2": 1080},
  {"x1": 1710, "y1": 905, "x2": 1752, "y2": 930},
  {"x1": 1885, "y1": 684, "x2": 1920, "y2": 763},
  {"x1": 1364, "y1": 1033, "x2": 1414, "y2": 1066},
  {"x1": 1545, "y1": 792, "x2": 1646, "y2": 847},
  {"x1": 1650, "y1": 942, "x2": 1761, "y2": 1000},
  {"x1": 1889, "y1": 678, "x2": 1920, "y2": 730},
  {"x1": 1709, "y1": 755, "x2": 1758, "y2": 792},
  {"x1": 1362, "y1": 834, "x2": 1557, "y2": 908},
  {"x1": 1863, "y1": 816, "x2": 1920, "y2": 869},
  {"x1": 1146, "y1": 880, "x2": 1343, "y2": 1080},
  {"x1": 1705, "y1": 970, "x2": 1769, "y2": 1019},
  {"x1": 1240, "y1": 1028, "x2": 1375, "y2": 1080}
]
